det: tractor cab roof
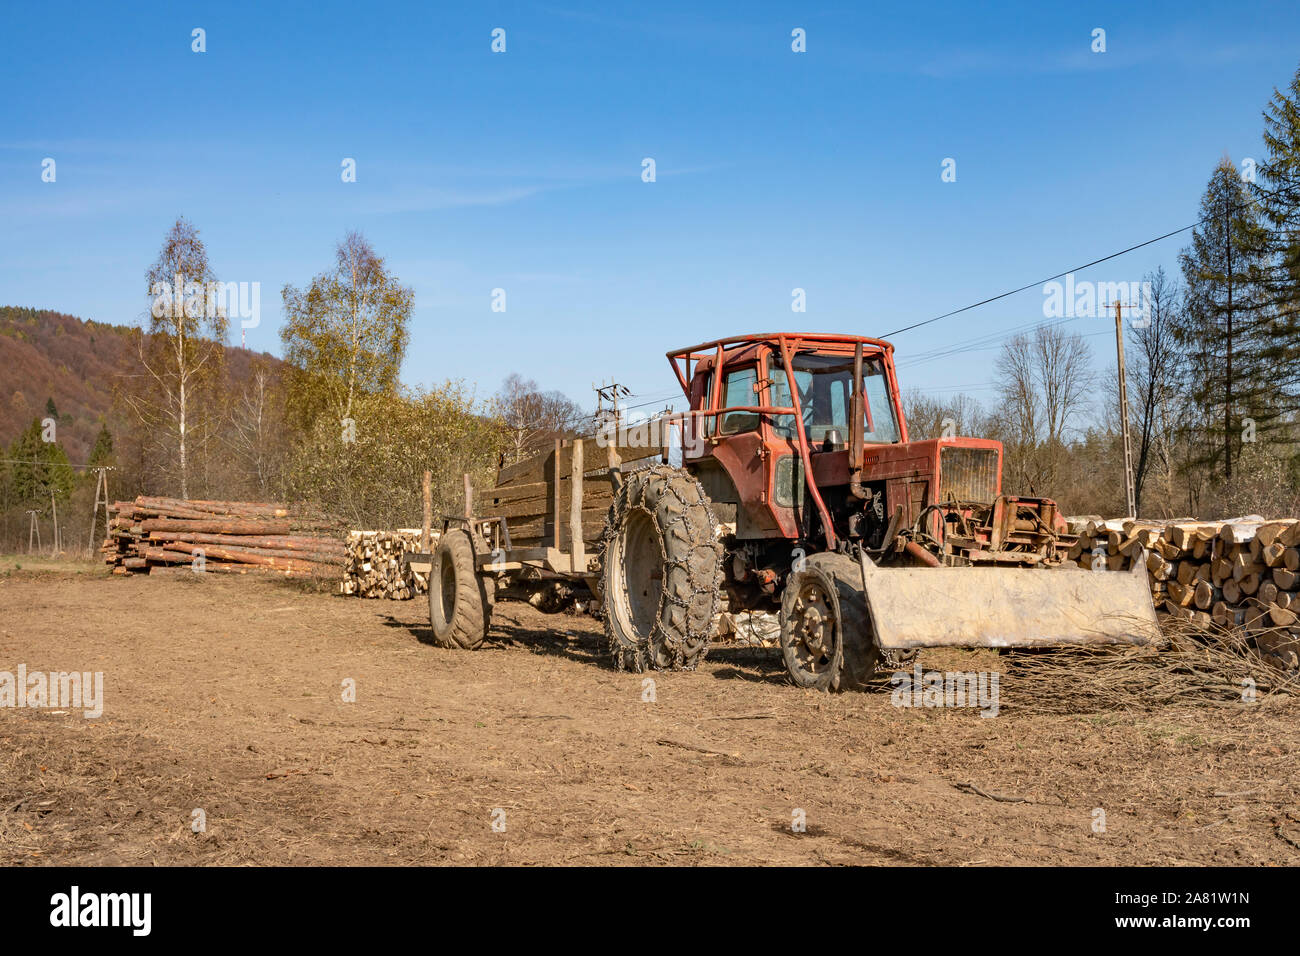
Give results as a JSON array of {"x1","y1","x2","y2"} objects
[{"x1": 666, "y1": 333, "x2": 894, "y2": 397}]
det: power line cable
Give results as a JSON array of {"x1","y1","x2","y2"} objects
[
  {"x1": 881, "y1": 218, "x2": 1207, "y2": 339},
  {"x1": 900, "y1": 319, "x2": 1121, "y2": 369},
  {"x1": 0, "y1": 457, "x2": 100, "y2": 469}
]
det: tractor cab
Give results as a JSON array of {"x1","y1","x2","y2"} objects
[{"x1": 668, "y1": 333, "x2": 974, "y2": 550}]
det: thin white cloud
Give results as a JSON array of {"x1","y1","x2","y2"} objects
[{"x1": 350, "y1": 184, "x2": 555, "y2": 215}]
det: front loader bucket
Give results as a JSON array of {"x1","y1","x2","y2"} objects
[{"x1": 861, "y1": 562, "x2": 1161, "y2": 650}]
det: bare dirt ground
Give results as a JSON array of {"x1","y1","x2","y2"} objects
[{"x1": 2, "y1": 558, "x2": 1298, "y2": 866}]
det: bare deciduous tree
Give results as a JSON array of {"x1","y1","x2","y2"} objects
[
  {"x1": 125, "y1": 218, "x2": 228, "y2": 499},
  {"x1": 495, "y1": 374, "x2": 586, "y2": 463},
  {"x1": 902, "y1": 389, "x2": 984, "y2": 439},
  {"x1": 1035, "y1": 324, "x2": 1092, "y2": 446},
  {"x1": 993, "y1": 324, "x2": 1092, "y2": 495},
  {"x1": 1128, "y1": 267, "x2": 1185, "y2": 515},
  {"x1": 227, "y1": 358, "x2": 284, "y2": 498}
]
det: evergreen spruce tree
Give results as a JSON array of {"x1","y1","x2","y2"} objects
[
  {"x1": 1175, "y1": 157, "x2": 1271, "y2": 481},
  {"x1": 1252, "y1": 62, "x2": 1300, "y2": 433},
  {"x1": 8, "y1": 418, "x2": 75, "y2": 507},
  {"x1": 88, "y1": 423, "x2": 115, "y2": 467}
]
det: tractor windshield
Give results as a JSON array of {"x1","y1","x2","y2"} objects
[{"x1": 770, "y1": 351, "x2": 900, "y2": 444}]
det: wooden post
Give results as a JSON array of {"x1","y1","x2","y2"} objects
[
  {"x1": 463, "y1": 473, "x2": 473, "y2": 519},
  {"x1": 606, "y1": 436, "x2": 623, "y2": 494},
  {"x1": 552, "y1": 439, "x2": 563, "y2": 550},
  {"x1": 570, "y1": 439, "x2": 585, "y2": 573},
  {"x1": 87, "y1": 466, "x2": 112, "y2": 558},
  {"x1": 421, "y1": 470, "x2": 432, "y2": 552},
  {"x1": 88, "y1": 469, "x2": 102, "y2": 557},
  {"x1": 50, "y1": 490, "x2": 59, "y2": 555}
]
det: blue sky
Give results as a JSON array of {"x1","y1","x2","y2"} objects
[{"x1": 2, "y1": 0, "x2": 1298, "y2": 420}]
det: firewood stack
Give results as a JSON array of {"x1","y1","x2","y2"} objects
[
  {"x1": 102, "y1": 496, "x2": 345, "y2": 578},
  {"x1": 340, "y1": 530, "x2": 437, "y2": 599},
  {"x1": 1065, "y1": 515, "x2": 1300, "y2": 671}
]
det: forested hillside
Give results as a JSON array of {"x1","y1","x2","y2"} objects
[{"x1": 0, "y1": 306, "x2": 278, "y2": 465}]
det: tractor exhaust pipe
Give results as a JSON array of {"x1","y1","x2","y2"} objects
[{"x1": 849, "y1": 342, "x2": 867, "y2": 500}]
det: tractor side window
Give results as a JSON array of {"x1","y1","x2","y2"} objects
[
  {"x1": 768, "y1": 370, "x2": 811, "y2": 440},
  {"x1": 863, "y1": 362, "x2": 900, "y2": 443},
  {"x1": 695, "y1": 372, "x2": 711, "y2": 410},
  {"x1": 718, "y1": 366, "x2": 759, "y2": 434},
  {"x1": 830, "y1": 379, "x2": 848, "y2": 430},
  {"x1": 695, "y1": 371, "x2": 713, "y2": 435}
]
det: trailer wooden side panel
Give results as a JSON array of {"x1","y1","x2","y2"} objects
[{"x1": 485, "y1": 438, "x2": 660, "y2": 554}]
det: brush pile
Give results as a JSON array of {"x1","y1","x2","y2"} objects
[
  {"x1": 102, "y1": 496, "x2": 345, "y2": 578},
  {"x1": 1003, "y1": 622, "x2": 1299, "y2": 713}
]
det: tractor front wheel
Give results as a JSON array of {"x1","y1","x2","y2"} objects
[{"x1": 780, "y1": 552, "x2": 878, "y2": 692}]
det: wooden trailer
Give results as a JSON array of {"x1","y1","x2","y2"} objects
[{"x1": 408, "y1": 435, "x2": 666, "y2": 647}]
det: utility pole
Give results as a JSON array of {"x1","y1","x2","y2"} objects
[
  {"x1": 26, "y1": 510, "x2": 40, "y2": 553},
  {"x1": 1113, "y1": 299, "x2": 1137, "y2": 518},
  {"x1": 593, "y1": 380, "x2": 630, "y2": 433},
  {"x1": 87, "y1": 465, "x2": 116, "y2": 558},
  {"x1": 50, "y1": 490, "x2": 60, "y2": 555}
]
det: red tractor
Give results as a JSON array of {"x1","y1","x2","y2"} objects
[{"x1": 427, "y1": 332, "x2": 1158, "y2": 691}]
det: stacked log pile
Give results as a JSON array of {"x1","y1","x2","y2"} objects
[
  {"x1": 1066, "y1": 514, "x2": 1300, "y2": 670},
  {"x1": 341, "y1": 530, "x2": 436, "y2": 598},
  {"x1": 102, "y1": 497, "x2": 345, "y2": 578}
]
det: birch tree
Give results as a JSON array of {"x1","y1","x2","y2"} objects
[
  {"x1": 228, "y1": 357, "x2": 285, "y2": 497},
  {"x1": 127, "y1": 218, "x2": 227, "y2": 499},
  {"x1": 280, "y1": 232, "x2": 412, "y2": 432}
]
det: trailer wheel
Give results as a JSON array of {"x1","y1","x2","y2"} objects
[
  {"x1": 780, "y1": 552, "x2": 878, "y2": 692},
  {"x1": 598, "y1": 465, "x2": 723, "y2": 672},
  {"x1": 429, "y1": 529, "x2": 495, "y2": 650}
]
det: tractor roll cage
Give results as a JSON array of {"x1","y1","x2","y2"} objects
[{"x1": 665, "y1": 333, "x2": 900, "y2": 551}]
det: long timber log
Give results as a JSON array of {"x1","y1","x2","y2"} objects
[
  {"x1": 148, "y1": 531, "x2": 346, "y2": 553},
  {"x1": 140, "y1": 518, "x2": 293, "y2": 535},
  {"x1": 103, "y1": 496, "x2": 343, "y2": 581}
]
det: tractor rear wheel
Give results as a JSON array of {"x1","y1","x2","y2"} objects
[
  {"x1": 598, "y1": 465, "x2": 724, "y2": 672},
  {"x1": 780, "y1": 552, "x2": 879, "y2": 692},
  {"x1": 429, "y1": 529, "x2": 495, "y2": 650}
]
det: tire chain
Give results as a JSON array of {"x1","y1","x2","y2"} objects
[
  {"x1": 596, "y1": 465, "x2": 724, "y2": 672},
  {"x1": 879, "y1": 648, "x2": 917, "y2": 672}
]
